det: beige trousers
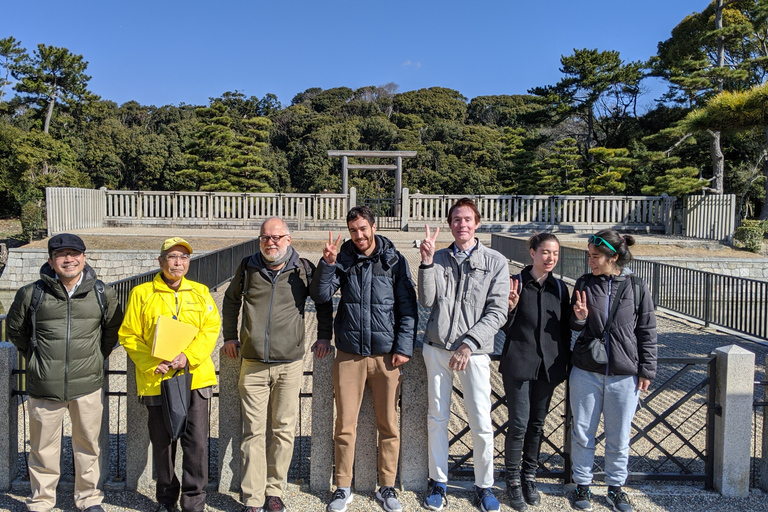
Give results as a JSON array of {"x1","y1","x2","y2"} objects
[
  {"x1": 27, "y1": 388, "x2": 104, "y2": 512},
  {"x1": 333, "y1": 350, "x2": 402, "y2": 488},
  {"x1": 238, "y1": 358, "x2": 304, "y2": 507}
]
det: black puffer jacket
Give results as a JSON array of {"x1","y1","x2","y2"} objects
[
  {"x1": 310, "y1": 235, "x2": 418, "y2": 357},
  {"x1": 499, "y1": 266, "x2": 571, "y2": 383},
  {"x1": 7, "y1": 263, "x2": 123, "y2": 402},
  {"x1": 570, "y1": 269, "x2": 657, "y2": 380}
]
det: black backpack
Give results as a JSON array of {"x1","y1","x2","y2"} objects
[{"x1": 28, "y1": 279, "x2": 108, "y2": 352}]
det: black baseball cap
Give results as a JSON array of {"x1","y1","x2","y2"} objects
[{"x1": 48, "y1": 233, "x2": 87, "y2": 256}]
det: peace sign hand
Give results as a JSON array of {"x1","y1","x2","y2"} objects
[
  {"x1": 323, "y1": 231, "x2": 343, "y2": 265},
  {"x1": 508, "y1": 276, "x2": 520, "y2": 310},
  {"x1": 420, "y1": 225, "x2": 440, "y2": 265},
  {"x1": 573, "y1": 289, "x2": 589, "y2": 321}
]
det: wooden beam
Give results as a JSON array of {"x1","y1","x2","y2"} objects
[
  {"x1": 346, "y1": 164, "x2": 398, "y2": 170},
  {"x1": 327, "y1": 150, "x2": 417, "y2": 158}
]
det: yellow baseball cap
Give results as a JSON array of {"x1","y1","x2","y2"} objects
[{"x1": 161, "y1": 237, "x2": 193, "y2": 254}]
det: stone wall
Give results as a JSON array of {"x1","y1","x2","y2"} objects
[
  {"x1": 0, "y1": 248, "x2": 162, "y2": 291},
  {"x1": 644, "y1": 257, "x2": 768, "y2": 281}
]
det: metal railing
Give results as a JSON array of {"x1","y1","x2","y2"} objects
[{"x1": 493, "y1": 234, "x2": 768, "y2": 342}]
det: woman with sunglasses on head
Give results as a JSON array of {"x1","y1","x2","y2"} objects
[
  {"x1": 499, "y1": 233, "x2": 571, "y2": 511},
  {"x1": 569, "y1": 230, "x2": 657, "y2": 512}
]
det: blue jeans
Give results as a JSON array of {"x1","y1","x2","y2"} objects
[{"x1": 569, "y1": 366, "x2": 639, "y2": 487}]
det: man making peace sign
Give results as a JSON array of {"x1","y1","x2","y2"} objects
[{"x1": 310, "y1": 206, "x2": 418, "y2": 512}]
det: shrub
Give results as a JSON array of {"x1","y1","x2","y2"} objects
[
  {"x1": 20, "y1": 201, "x2": 44, "y2": 242},
  {"x1": 733, "y1": 220, "x2": 767, "y2": 253}
]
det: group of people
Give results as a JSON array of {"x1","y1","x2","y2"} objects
[{"x1": 6, "y1": 197, "x2": 656, "y2": 512}]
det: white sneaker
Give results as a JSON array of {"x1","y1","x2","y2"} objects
[
  {"x1": 376, "y1": 486, "x2": 403, "y2": 512},
  {"x1": 327, "y1": 487, "x2": 353, "y2": 512}
]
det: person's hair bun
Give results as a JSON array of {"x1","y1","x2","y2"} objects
[{"x1": 624, "y1": 235, "x2": 636, "y2": 247}]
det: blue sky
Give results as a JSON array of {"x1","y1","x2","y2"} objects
[{"x1": 3, "y1": 1, "x2": 708, "y2": 110}]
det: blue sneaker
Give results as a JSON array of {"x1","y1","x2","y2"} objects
[
  {"x1": 423, "y1": 479, "x2": 448, "y2": 511},
  {"x1": 474, "y1": 485, "x2": 499, "y2": 512}
]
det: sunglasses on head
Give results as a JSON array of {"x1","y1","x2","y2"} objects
[{"x1": 588, "y1": 235, "x2": 617, "y2": 254}]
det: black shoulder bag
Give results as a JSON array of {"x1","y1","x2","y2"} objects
[{"x1": 572, "y1": 278, "x2": 629, "y2": 373}]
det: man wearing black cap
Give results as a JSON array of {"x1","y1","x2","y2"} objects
[{"x1": 7, "y1": 233, "x2": 123, "y2": 512}]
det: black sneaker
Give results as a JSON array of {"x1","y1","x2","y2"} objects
[
  {"x1": 506, "y1": 483, "x2": 528, "y2": 511},
  {"x1": 521, "y1": 479, "x2": 540, "y2": 506},
  {"x1": 264, "y1": 495, "x2": 286, "y2": 512},
  {"x1": 571, "y1": 485, "x2": 592, "y2": 511},
  {"x1": 606, "y1": 488, "x2": 632, "y2": 512}
]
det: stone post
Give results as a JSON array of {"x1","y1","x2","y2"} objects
[
  {"x1": 400, "y1": 347, "x2": 429, "y2": 491},
  {"x1": 713, "y1": 344, "x2": 754, "y2": 497},
  {"x1": 218, "y1": 351, "x2": 242, "y2": 493},
  {"x1": 400, "y1": 188, "x2": 410, "y2": 232},
  {"x1": 310, "y1": 348, "x2": 335, "y2": 491},
  {"x1": 125, "y1": 357, "x2": 152, "y2": 490},
  {"x1": 0, "y1": 342, "x2": 18, "y2": 491},
  {"x1": 349, "y1": 187, "x2": 357, "y2": 210}
]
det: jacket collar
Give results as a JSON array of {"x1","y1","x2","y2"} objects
[
  {"x1": 152, "y1": 272, "x2": 193, "y2": 292},
  {"x1": 39, "y1": 262, "x2": 98, "y2": 298},
  {"x1": 520, "y1": 265, "x2": 559, "y2": 291}
]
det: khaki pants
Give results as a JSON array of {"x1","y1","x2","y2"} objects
[
  {"x1": 239, "y1": 358, "x2": 303, "y2": 507},
  {"x1": 333, "y1": 350, "x2": 402, "y2": 488},
  {"x1": 27, "y1": 389, "x2": 104, "y2": 512}
]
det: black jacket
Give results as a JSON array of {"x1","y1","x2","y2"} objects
[
  {"x1": 7, "y1": 263, "x2": 123, "y2": 402},
  {"x1": 498, "y1": 266, "x2": 571, "y2": 383},
  {"x1": 310, "y1": 235, "x2": 418, "y2": 357},
  {"x1": 569, "y1": 270, "x2": 657, "y2": 380},
  {"x1": 222, "y1": 248, "x2": 333, "y2": 362}
]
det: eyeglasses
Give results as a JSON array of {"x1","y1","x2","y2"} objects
[
  {"x1": 259, "y1": 234, "x2": 289, "y2": 243},
  {"x1": 165, "y1": 254, "x2": 190, "y2": 262},
  {"x1": 588, "y1": 235, "x2": 617, "y2": 254},
  {"x1": 52, "y1": 250, "x2": 83, "y2": 259}
]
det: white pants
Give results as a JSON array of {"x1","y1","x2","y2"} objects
[{"x1": 423, "y1": 343, "x2": 495, "y2": 488}]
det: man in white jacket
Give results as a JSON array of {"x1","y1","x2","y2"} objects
[{"x1": 418, "y1": 198, "x2": 509, "y2": 512}]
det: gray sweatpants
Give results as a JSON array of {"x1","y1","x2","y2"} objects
[{"x1": 569, "y1": 366, "x2": 640, "y2": 486}]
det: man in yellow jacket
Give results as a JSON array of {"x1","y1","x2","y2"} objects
[{"x1": 119, "y1": 237, "x2": 221, "y2": 512}]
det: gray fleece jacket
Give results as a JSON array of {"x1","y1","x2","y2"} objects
[{"x1": 418, "y1": 240, "x2": 509, "y2": 354}]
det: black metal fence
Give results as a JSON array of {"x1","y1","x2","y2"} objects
[
  {"x1": 492, "y1": 234, "x2": 768, "y2": 342},
  {"x1": 361, "y1": 196, "x2": 400, "y2": 230}
]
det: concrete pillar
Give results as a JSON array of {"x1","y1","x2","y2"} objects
[
  {"x1": 349, "y1": 187, "x2": 357, "y2": 210},
  {"x1": 342, "y1": 156, "x2": 348, "y2": 195},
  {"x1": 400, "y1": 347, "x2": 429, "y2": 491},
  {"x1": 298, "y1": 200, "x2": 306, "y2": 232},
  {"x1": 125, "y1": 357, "x2": 152, "y2": 490},
  {"x1": 400, "y1": 188, "x2": 410, "y2": 232},
  {"x1": 310, "y1": 348, "x2": 335, "y2": 491},
  {"x1": 217, "y1": 351, "x2": 242, "y2": 493},
  {"x1": 713, "y1": 344, "x2": 754, "y2": 497},
  {"x1": 395, "y1": 156, "x2": 403, "y2": 218},
  {"x1": 0, "y1": 342, "x2": 18, "y2": 491}
]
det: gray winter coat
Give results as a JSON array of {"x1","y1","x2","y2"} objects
[
  {"x1": 418, "y1": 240, "x2": 509, "y2": 354},
  {"x1": 570, "y1": 269, "x2": 657, "y2": 380}
]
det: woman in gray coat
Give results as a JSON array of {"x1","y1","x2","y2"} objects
[{"x1": 569, "y1": 230, "x2": 657, "y2": 512}]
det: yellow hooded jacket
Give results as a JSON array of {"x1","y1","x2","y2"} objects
[{"x1": 119, "y1": 273, "x2": 221, "y2": 396}]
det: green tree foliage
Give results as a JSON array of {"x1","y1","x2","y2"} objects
[
  {"x1": 12, "y1": 44, "x2": 92, "y2": 133},
  {"x1": 0, "y1": 36, "x2": 27, "y2": 102},
  {"x1": 585, "y1": 147, "x2": 635, "y2": 194},
  {"x1": 537, "y1": 138, "x2": 584, "y2": 194}
]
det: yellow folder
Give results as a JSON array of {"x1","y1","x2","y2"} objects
[{"x1": 152, "y1": 315, "x2": 199, "y2": 361}]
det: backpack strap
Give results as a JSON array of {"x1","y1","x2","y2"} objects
[
  {"x1": 238, "y1": 256, "x2": 251, "y2": 298},
  {"x1": 93, "y1": 280, "x2": 108, "y2": 326},
  {"x1": 630, "y1": 274, "x2": 644, "y2": 319},
  {"x1": 300, "y1": 257, "x2": 313, "y2": 283},
  {"x1": 28, "y1": 280, "x2": 46, "y2": 353}
]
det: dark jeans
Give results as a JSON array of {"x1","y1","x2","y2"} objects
[
  {"x1": 502, "y1": 376, "x2": 560, "y2": 482},
  {"x1": 146, "y1": 391, "x2": 209, "y2": 512}
]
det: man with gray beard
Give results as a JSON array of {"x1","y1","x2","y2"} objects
[{"x1": 222, "y1": 217, "x2": 333, "y2": 512}]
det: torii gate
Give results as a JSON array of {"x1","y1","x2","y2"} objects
[{"x1": 327, "y1": 150, "x2": 417, "y2": 216}]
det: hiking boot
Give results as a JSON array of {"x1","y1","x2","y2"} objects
[
  {"x1": 264, "y1": 495, "x2": 286, "y2": 512},
  {"x1": 571, "y1": 485, "x2": 592, "y2": 511},
  {"x1": 506, "y1": 482, "x2": 528, "y2": 511},
  {"x1": 376, "y1": 486, "x2": 403, "y2": 512},
  {"x1": 474, "y1": 485, "x2": 500, "y2": 512},
  {"x1": 423, "y1": 479, "x2": 448, "y2": 511},
  {"x1": 606, "y1": 487, "x2": 632, "y2": 512},
  {"x1": 326, "y1": 487, "x2": 353, "y2": 512},
  {"x1": 521, "y1": 478, "x2": 540, "y2": 506}
]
